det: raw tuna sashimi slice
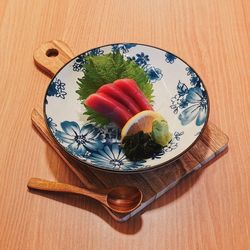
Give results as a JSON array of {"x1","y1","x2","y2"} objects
[
  {"x1": 113, "y1": 79, "x2": 153, "y2": 111},
  {"x1": 85, "y1": 93, "x2": 133, "y2": 128},
  {"x1": 97, "y1": 83, "x2": 141, "y2": 115}
]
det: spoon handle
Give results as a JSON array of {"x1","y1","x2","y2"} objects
[{"x1": 28, "y1": 178, "x2": 107, "y2": 204}]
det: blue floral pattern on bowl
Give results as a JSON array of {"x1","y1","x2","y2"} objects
[
  {"x1": 46, "y1": 78, "x2": 67, "y2": 104},
  {"x1": 89, "y1": 144, "x2": 145, "y2": 171},
  {"x1": 165, "y1": 52, "x2": 177, "y2": 64},
  {"x1": 54, "y1": 121, "x2": 104, "y2": 157},
  {"x1": 111, "y1": 43, "x2": 136, "y2": 53},
  {"x1": 44, "y1": 43, "x2": 209, "y2": 172},
  {"x1": 127, "y1": 52, "x2": 163, "y2": 83},
  {"x1": 47, "y1": 118, "x2": 184, "y2": 171},
  {"x1": 170, "y1": 67, "x2": 208, "y2": 126}
]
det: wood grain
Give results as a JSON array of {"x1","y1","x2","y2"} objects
[{"x1": 0, "y1": 0, "x2": 249, "y2": 249}]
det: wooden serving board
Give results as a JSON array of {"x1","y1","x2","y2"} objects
[{"x1": 33, "y1": 40, "x2": 229, "y2": 222}]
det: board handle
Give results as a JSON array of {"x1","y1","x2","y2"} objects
[{"x1": 33, "y1": 40, "x2": 75, "y2": 77}]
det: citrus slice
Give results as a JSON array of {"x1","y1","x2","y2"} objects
[{"x1": 121, "y1": 110, "x2": 165, "y2": 141}]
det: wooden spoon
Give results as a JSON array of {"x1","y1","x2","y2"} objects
[{"x1": 28, "y1": 178, "x2": 143, "y2": 214}]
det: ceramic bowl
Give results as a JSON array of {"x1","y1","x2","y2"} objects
[{"x1": 44, "y1": 43, "x2": 209, "y2": 172}]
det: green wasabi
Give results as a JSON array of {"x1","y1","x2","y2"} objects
[{"x1": 152, "y1": 120, "x2": 172, "y2": 146}]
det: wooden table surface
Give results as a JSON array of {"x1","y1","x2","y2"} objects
[{"x1": 0, "y1": 0, "x2": 249, "y2": 249}]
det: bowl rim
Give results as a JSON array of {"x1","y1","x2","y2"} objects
[{"x1": 43, "y1": 42, "x2": 210, "y2": 174}]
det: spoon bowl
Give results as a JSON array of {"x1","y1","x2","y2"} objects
[{"x1": 107, "y1": 186, "x2": 143, "y2": 213}]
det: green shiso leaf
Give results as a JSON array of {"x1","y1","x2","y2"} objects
[
  {"x1": 76, "y1": 51, "x2": 154, "y2": 126},
  {"x1": 84, "y1": 106, "x2": 110, "y2": 127}
]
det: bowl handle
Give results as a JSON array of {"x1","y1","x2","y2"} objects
[{"x1": 33, "y1": 40, "x2": 74, "y2": 78}]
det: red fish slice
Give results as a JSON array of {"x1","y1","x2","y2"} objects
[
  {"x1": 85, "y1": 93, "x2": 133, "y2": 128},
  {"x1": 97, "y1": 83, "x2": 141, "y2": 115},
  {"x1": 113, "y1": 79, "x2": 153, "y2": 111}
]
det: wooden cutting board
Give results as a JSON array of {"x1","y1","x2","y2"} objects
[{"x1": 32, "y1": 40, "x2": 229, "y2": 222}]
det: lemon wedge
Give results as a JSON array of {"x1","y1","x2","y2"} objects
[{"x1": 121, "y1": 110, "x2": 165, "y2": 141}]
